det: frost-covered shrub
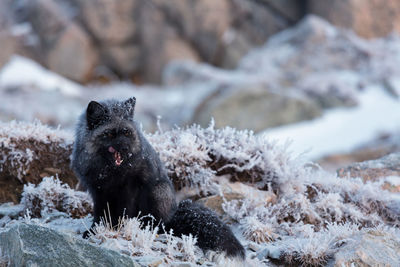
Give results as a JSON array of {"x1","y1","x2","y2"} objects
[
  {"x1": 240, "y1": 216, "x2": 276, "y2": 244},
  {"x1": 21, "y1": 176, "x2": 92, "y2": 218},
  {"x1": 148, "y1": 125, "x2": 215, "y2": 190},
  {"x1": 220, "y1": 150, "x2": 400, "y2": 265},
  {"x1": 0, "y1": 120, "x2": 73, "y2": 180},
  {"x1": 147, "y1": 121, "x2": 286, "y2": 191},
  {"x1": 276, "y1": 223, "x2": 358, "y2": 266},
  {"x1": 0, "y1": 120, "x2": 76, "y2": 203}
]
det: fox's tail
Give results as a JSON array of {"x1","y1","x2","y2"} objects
[{"x1": 165, "y1": 199, "x2": 246, "y2": 259}]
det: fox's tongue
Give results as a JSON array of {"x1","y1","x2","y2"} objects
[{"x1": 108, "y1": 146, "x2": 123, "y2": 166}]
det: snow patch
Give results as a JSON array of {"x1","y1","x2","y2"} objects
[
  {"x1": 262, "y1": 87, "x2": 400, "y2": 160},
  {"x1": 0, "y1": 55, "x2": 82, "y2": 97}
]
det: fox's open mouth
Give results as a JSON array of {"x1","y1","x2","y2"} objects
[{"x1": 108, "y1": 146, "x2": 123, "y2": 166}]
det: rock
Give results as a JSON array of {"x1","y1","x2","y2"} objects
[
  {"x1": 0, "y1": 223, "x2": 139, "y2": 267},
  {"x1": 333, "y1": 230, "x2": 400, "y2": 266},
  {"x1": 74, "y1": 0, "x2": 304, "y2": 82},
  {"x1": 0, "y1": 32, "x2": 17, "y2": 69},
  {"x1": 337, "y1": 153, "x2": 400, "y2": 182},
  {"x1": 77, "y1": 0, "x2": 138, "y2": 45},
  {"x1": 296, "y1": 71, "x2": 359, "y2": 108},
  {"x1": 153, "y1": 0, "x2": 231, "y2": 64},
  {"x1": 165, "y1": 16, "x2": 382, "y2": 128},
  {"x1": 100, "y1": 44, "x2": 141, "y2": 78},
  {"x1": 47, "y1": 23, "x2": 98, "y2": 82},
  {"x1": 0, "y1": 203, "x2": 24, "y2": 219},
  {"x1": 138, "y1": 5, "x2": 200, "y2": 82},
  {"x1": 197, "y1": 193, "x2": 244, "y2": 216},
  {"x1": 6, "y1": 0, "x2": 400, "y2": 84},
  {"x1": 193, "y1": 84, "x2": 322, "y2": 132},
  {"x1": 239, "y1": 15, "x2": 370, "y2": 81},
  {"x1": 219, "y1": 0, "x2": 290, "y2": 68},
  {"x1": 21, "y1": 0, "x2": 98, "y2": 83},
  {"x1": 262, "y1": 0, "x2": 305, "y2": 23},
  {"x1": 133, "y1": 256, "x2": 164, "y2": 267},
  {"x1": 197, "y1": 176, "x2": 276, "y2": 216},
  {"x1": 0, "y1": 1, "x2": 18, "y2": 69},
  {"x1": 318, "y1": 133, "x2": 400, "y2": 172},
  {"x1": 161, "y1": 35, "x2": 200, "y2": 71},
  {"x1": 309, "y1": 0, "x2": 400, "y2": 38}
]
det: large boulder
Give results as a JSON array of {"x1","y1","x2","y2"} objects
[
  {"x1": 77, "y1": 0, "x2": 139, "y2": 45},
  {"x1": 16, "y1": 0, "x2": 98, "y2": 83},
  {"x1": 152, "y1": 0, "x2": 232, "y2": 64},
  {"x1": 137, "y1": 3, "x2": 200, "y2": 82},
  {"x1": 0, "y1": 31, "x2": 17, "y2": 69},
  {"x1": 164, "y1": 15, "x2": 382, "y2": 132},
  {"x1": 309, "y1": 0, "x2": 400, "y2": 38},
  {"x1": 193, "y1": 84, "x2": 321, "y2": 132},
  {"x1": 0, "y1": 0, "x2": 19, "y2": 69},
  {"x1": 261, "y1": 0, "x2": 305, "y2": 23},
  {"x1": 0, "y1": 223, "x2": 138, "y2": 267},
  {"x1": 46, "y1": 23, "x2": 98, "y2": 82}
]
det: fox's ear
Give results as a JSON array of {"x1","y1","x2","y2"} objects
[
  {"x1": 124, "y1": 97, "x2": 136, "y2": 117},
  {"x1": 86, "y1": 101, "x2": 107, "y2": 130}
]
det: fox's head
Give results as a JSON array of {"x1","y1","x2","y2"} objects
[{"x1": 85, "y1": 97, "x2": 140, "y2": 168}]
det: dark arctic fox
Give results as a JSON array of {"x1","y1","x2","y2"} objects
[{"x1": 71, "y1": 97, "x2": 245, "y2": 259}]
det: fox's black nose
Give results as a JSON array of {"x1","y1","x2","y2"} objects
[{"x1": 120, "y1": 146, "x2": 130, "y2": 154}]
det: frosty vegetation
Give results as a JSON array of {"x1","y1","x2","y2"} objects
[
  {"x1": 0, "y1": 120, "x2": 73, "y2": 183},
  {"x1": 88, "y1": 215, "x2": 204, "y2": 264},
  {"x1": 17, "y1": 121, "x2": 400, "y2": 266},
  {"x1": 21, "y1": 177, "x2": 92, "y2": 218}
]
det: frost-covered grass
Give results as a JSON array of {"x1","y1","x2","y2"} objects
[
  {"x1": 147, "y1": 120, "x2": 285, "y2": 192},
  {"x1": 81, "y1": 214, "x2": 205, "y2": 265},
  {"x1": 149, "y1": 123, "x2": 400, "y2": 265},
  {"x1": 0, "y1": 120, "x2": 73, "y2": 144},
  {"x1": 8, "y1": 123, "x2": 400, "y2": 266}
]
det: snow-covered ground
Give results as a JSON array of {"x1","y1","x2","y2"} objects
[
  {"x1": 0, "y1": 55, "x2": 82, "y2": 97},
  {"x1": 262, "y1": 86, "x2": 400, "y2": 160}
]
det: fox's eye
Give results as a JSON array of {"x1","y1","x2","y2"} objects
[
  {"x1": 103, "y1": 131, "x2": 113, "y2": 138},
  {"x1": 122, "y1": 128, "x2": 131, "y2": 137}
]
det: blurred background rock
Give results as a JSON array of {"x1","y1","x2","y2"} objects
[{"x1": 0, "y1": 0, "x2": 399, "y2": 170}]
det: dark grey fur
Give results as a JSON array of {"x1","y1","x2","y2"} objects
[{"x1": 71, "y1": 97, "x2": 245, "y2": 259}]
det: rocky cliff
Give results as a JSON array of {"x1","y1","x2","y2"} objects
[{"x1": 1, "y1": 0, "x2": 400, "y2": 83}]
